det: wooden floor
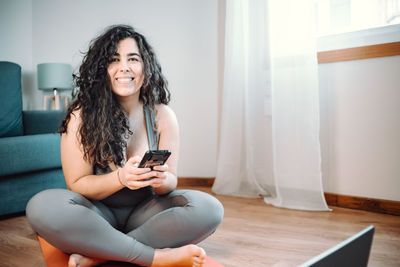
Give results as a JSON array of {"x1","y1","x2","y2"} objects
[{"x1": 0, "y1": 186, "x2": 399, "y2": 267}]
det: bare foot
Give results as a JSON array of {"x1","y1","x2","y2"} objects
[
  {"x1": 151, "y1": 244, "x2": 206, "y2": 267},
  {"x1": 68, "y1": 253, "x2": 106, "y2": 267}
]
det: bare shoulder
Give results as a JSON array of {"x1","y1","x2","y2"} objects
[
  {"x1": 155, "y1": 104, "x2": 176, "y2": 119},
  {"x1": 63, "y1": 109, "x2": 82, "y2": 137},
  {"x1": 154, "y1": 104, "x2": 178, "y2": 132}
]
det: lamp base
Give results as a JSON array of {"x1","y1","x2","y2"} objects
[{"x1": 43, "y1": 95, "x2": 68, "y2": 110}]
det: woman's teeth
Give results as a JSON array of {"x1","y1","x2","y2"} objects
[{"x1": 117, "y1": 78, "x2": 134, "y2": 82}]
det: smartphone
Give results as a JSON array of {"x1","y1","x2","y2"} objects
[{"x1": 138, "y1": 150, "x2": 171, "y2": 169}]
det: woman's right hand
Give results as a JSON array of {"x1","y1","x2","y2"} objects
[{"x1": 117, "y1": 156, "x2": 166, "y2": 190}]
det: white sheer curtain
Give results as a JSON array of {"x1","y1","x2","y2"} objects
[{"x1": 213, "y1": 0, "x2": 330, "y2": 211}]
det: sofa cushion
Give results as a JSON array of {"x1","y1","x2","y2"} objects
[
  {"x1": 23, "y1": 110, "x2": 66, "y2": 135},
  {"x1": 0, "y1": 61, "x2": 23, "y2": 137},
  {"x1": 0, "y1": 133, "x2": 62, "y2": 176}
]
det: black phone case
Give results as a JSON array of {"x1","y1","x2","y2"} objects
[{"x1": 138, "y1": 150, "x2": 171, "y2": 169}]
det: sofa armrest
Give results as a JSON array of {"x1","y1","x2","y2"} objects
[{"x1": 23, "y1": 110, "x2": 66, "y2": 135}]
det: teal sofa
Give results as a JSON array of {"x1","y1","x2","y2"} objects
[{"x1": 0, "y1": 61, "x2": 67, "y2": 216}]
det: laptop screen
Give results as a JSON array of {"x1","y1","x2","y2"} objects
[{"x1": 300, "y1": 225, "x2": 375, "y2": 267}]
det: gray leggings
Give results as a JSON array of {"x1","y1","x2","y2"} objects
[{"x1": 26, "y1": 188, "x2": 224, "y2": 266}]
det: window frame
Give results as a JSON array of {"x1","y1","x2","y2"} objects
[{"x1": 316, "y1": 24, "x2": 400, "y2": 63}]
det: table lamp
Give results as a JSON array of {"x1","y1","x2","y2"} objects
[{"x1": 37, "y1": 63, "x2": 73, "y2": 110}]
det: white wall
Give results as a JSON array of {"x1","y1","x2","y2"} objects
[
  {"x1": 319, "y1": 55, "x2": 400, "y2": 201},
  {"x1": 0, "y1": 0, "x2": 34, "y2": 108},
  {"x1": 2, "y1": 0, "x2": 219, "y2": 177}
]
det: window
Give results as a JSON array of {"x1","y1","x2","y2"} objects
[{"x1": 315, "y1": 0, "x2": 400, "y2": 36}]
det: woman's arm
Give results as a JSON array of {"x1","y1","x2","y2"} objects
[
  {"x1": 151, "y1": 104, "x2": 180, "y2": 195},
  {"x1": 61, "y1": 111, "x2": 123, "y2": 199}
]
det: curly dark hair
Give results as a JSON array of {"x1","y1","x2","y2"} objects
[{"x1": 60, "y1": 24, "x2": 170, "y2": 168}]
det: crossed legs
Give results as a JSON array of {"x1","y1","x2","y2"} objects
[{"x1": 26, "y1": 189, "x2": 223, "y2": 266}]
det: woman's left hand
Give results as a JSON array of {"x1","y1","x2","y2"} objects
[{"x1": 148, "y1": 164, "x2": 169, "y2": 188}]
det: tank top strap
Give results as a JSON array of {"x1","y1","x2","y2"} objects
[{"x1": 143, "y1": 105, "x2": 159, "y2": 150}]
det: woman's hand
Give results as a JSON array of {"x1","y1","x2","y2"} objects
[
  {"x1": 118, "y1": 156, "x2": 168, "y2": 190},
  {"x1": 151, "y1": 164, "x2": 169, "y2": 188}
]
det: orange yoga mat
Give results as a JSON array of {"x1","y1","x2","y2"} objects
[{"x1": 37, "y1": 236, "x2": 224, "y2": 267}]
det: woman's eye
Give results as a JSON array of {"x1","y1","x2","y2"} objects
[
  {"x1": 111, "y1": 58, "x2": 119, "y2": 62},
  {"x1": 129, "y1": 57, "x2": 139, "y2": 62}
]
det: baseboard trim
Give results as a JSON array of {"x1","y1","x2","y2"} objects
[
  {"x1": 178, "y1": 177, "x2": 400, "y2": 216},
  {"x1": 324, "y1": 192, "x2": 400, "y2": 216},
  {"x1": 178, "y1": 177, "x2": 216, "y2": 187}
]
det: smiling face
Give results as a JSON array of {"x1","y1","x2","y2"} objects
[{"x1": 107, "y1": 38, "x2": 145, "y2": 98}]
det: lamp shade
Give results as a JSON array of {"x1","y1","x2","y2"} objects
[{"x1": 37, "y1": 63, "x2": 73, "y2": 90}]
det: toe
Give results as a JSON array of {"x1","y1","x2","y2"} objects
[
  {"x1": 199, "y1": 247, "x2": 206, "y2": 260},
  {"x1": 193, "y1": 255, "x2": 205, "y2": 265},
  {"x1": 68, "y1": 254, "x2": 78, "y2": 267}
]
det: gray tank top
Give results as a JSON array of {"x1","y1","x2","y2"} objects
[
  {"x1": 143, "y1": 104, "x2": 159, "y2": 151},
  {"x1": 95, "y1": 105, "x2": 159, "y2": 207}
]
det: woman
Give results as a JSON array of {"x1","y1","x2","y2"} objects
[{"x1": 26, "y1": 25, "x2": 223, "y2": 267}]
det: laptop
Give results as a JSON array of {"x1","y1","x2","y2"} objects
[{"x1": 300, "y1": 225, "x2": 375, "y2": 267}]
